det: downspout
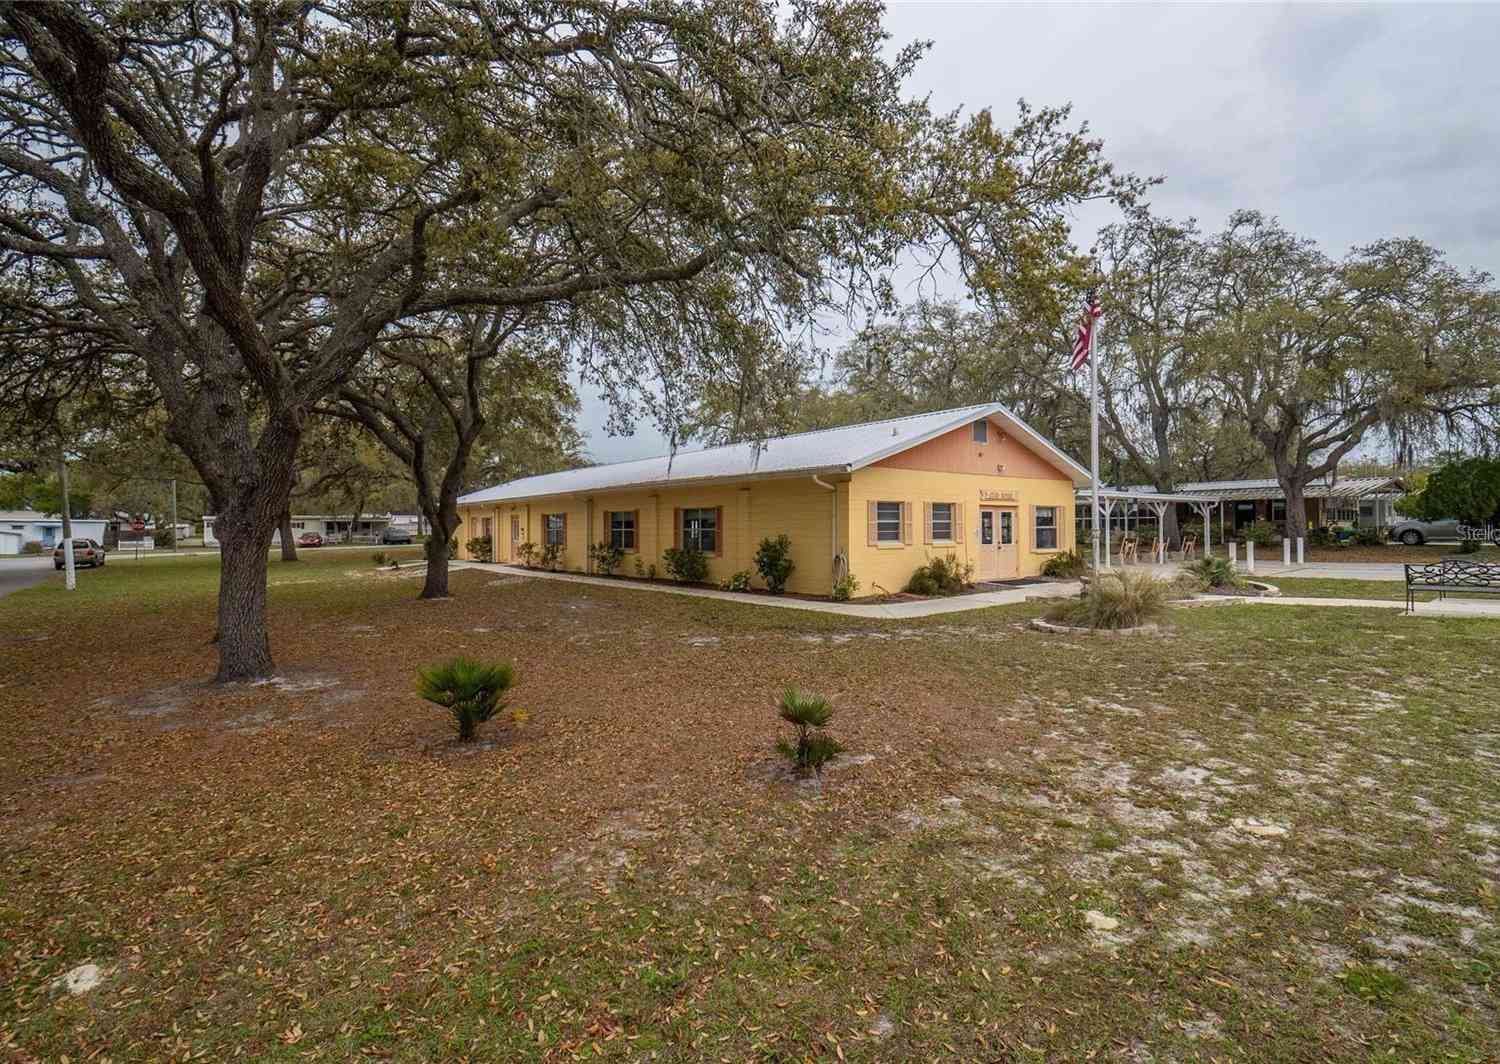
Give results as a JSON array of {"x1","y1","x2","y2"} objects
[{"x1": 812, "y1": 474, "x2": 838, "y2": 591}]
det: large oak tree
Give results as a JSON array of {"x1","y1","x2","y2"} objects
[{"x1": 1, "y1": 0, "x2": 1135, "y2": 680}]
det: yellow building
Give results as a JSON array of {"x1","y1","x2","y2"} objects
[{"x1": 456, "y1": 403, "x2": 1088, "y2": 598}]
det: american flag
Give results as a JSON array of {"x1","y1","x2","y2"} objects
[{"x1": 1070, "y1": 293, "x2": 1102, "y2": 371}]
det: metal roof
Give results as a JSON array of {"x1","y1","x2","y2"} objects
[
  {"x1": 1076, "y1": 477, "x2": 1405, "y2": 508},
  {"x1": 460, "y1": 403, "x2": 1092, "y2": 505},
  {"x1": 1170, "y1": 477, "x2": 1404, "y2": 502}
]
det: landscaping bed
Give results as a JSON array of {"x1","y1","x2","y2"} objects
[{"x1": 2, "y1": 552, "x2": 1498, "y2": 1060}]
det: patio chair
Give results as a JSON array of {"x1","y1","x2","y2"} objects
[
  {"x1": 1118, "y1": 535, "x2": 1139, "y2": 565},
  {"x1": 1179, "y1": 533, "x2": 1198, "y2": 561}
]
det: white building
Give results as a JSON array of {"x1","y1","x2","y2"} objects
[
  {"x1": 0, "y1": 510, "x2": 110, "y2": 554},
  {"x1": 201, "y1": 513, "x2": 392, "y2": 547}
]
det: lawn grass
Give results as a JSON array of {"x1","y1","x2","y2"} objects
[
  {"x1": 1263, "y1": 577, "x2": 1419, "y2": 601},
  {"x1": 2, "y1": 553, "x2": 1498, "y2": 1060},
  {"x1": 1299, "y1": 544, "x2": 1500, "y2": 564}
]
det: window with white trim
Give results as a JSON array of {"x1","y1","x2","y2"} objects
[
  {"x1": 609, "y1": 510, "x2": 636, "y2": 551},
  {"x1": 875, "y1": 501, "x2": 902, "y2": 543},
  {"x1": 972, "y1": 420, "x2": 988, "y2": 443},
  {"x1": 1034, "y1": 505, "x2": 1059, "y2": 550},
  {"x1": 544, "y1": 513, "x2": 566, "y2": 546},
  {"x1": 931, "y1": 502, "x2": 955, "y2": 542},
  {"x1": 681, "y1": 508, "x2": 716, "y2": 552}
]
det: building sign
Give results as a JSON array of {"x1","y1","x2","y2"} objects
[{"x1": 979, "y1": 489, "x2": 1018, "y2": 502}]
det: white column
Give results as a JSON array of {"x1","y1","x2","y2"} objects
[
  {"x1": 1247, "y1": 541, "x2": 1255, "y2": 573},
  {"x1": 1283, "y1": 538, "x2": 1291, "y2": 565},
  {"x1": 1229, "y1": 541, "x2": 1238, "y2": 567},
  {"x1": 1297, "y1": 537, "x2": 1305, "y2": 565}
]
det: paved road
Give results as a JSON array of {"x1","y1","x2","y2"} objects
[{"x1": 0, "y1": 557, "x2": 56, "y2": 600}]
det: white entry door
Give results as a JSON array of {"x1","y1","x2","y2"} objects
[{"x1": 978, "y1": 507, "x2": 1020, "y2": 581}]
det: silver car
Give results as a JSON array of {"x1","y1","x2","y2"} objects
[{"x1": 1388, "y1": 517, "x2": 1461, "y2": 545}]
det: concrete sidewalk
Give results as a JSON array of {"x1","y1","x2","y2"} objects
[
  {"x1": 1126, "y1": 560, "x2": 1408, "y2": 582},
  {"x1": 475, "y1": 563, "x2": 1500, "y2": 621},
  {"x1": 476, "y1": 563, "x2": 1081, "y2": 619},
  {"x1": 1198, "y1": 595, "x2": 1500, "y2": 619}
]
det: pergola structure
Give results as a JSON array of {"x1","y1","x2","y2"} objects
[{"x1": 1075, "y1": 489, "x2": 1223, "y2": 568}]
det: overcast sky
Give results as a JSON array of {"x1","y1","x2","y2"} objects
[{"x1": 577, "y1": 1, "x2": 1500, "y2": 463}]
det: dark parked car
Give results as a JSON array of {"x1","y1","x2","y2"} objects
[
  {"x1": 53, "y1": 538, "x2": 106, "y2": 569},
  {"x1": 296, "y1": 531, "x2": 324, "y2": 548},
  {"x1": 381, "y1": 525, "x2": 413, "y2": 544}
]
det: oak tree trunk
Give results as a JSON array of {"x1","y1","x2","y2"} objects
[
  {"x1": 279, "y1": 507, "x2": 298, "y2": 561},
  {"x1": 213, "y1": 510, "x2": 278, "y2": 682},
  {"x1": 1283, "y1": 481, "x2": 1310, "y2": 544},
  {"x1": 421, "y1": 526, "x2": 451, "y2": 599}
]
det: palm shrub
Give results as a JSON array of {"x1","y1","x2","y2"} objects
[
  {"x1": 1045, "y1": 569, "x2": 1170, "y2": 630},
  {"x1": 754, "y1": 534, "x2": 796, "y2": 594},
  {"x1": 831, "y1": 573, "x2": 860, "y2": 601},
  {"x1": 539, "y1": 542, "x2": 564, "y2": 570},
  {"x1": 517, "y1": 541, "x2": 537, "y2": 566},
  {"x1": 416, "y1": 657, "x2": 516, "y2": 742},
  {"x1": 776, "y1": 686, "x2": 843, "y2": 774},
  {"x1": 1185, "y1": 556, "x2": 1245, "y2": 590},
  {"x1": 662, "y1": 544, "x2": 709, "y2": 583}
]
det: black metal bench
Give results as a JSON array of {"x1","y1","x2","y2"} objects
[{"x1": 1404, "y1": 560, "x2": 1500, "y2": 613}]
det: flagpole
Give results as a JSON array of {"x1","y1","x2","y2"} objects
[{"x1": 1089, "y1": 304, "x2": 1101, "y2": 571}]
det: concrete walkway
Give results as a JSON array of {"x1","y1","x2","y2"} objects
[
  {"x1": 475, "y1": 563, "x2": 1500, "y2": 621},
  {"x1": 1124, "y1": 560, "x2": 1407, "y2": 582},
  {"x1": 477, "y1": 563, "x2": 1081, "y2": 618},
  {"x1": 1189, "y1": 594, "x2": 1500, "y2": 619}
]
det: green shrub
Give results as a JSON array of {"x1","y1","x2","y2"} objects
[
  {"x1": 721, "y1": 569, "x2": 752, "y2": 592},
  {"x1": 1240, "y1": 519, "x2": 1277, "y2": 546},
  {"x1": 1308, "y1": 527, "x2": 1337, "y2": 548},
  {"x1": 831, "y1": 573, "x2": 860, "y2": 601},
  {"x1": 589, "y1": 541, "x2": 625, "y2": 575},
  {"x1": 775, "y1": 686, "x2": 843, "y2": 774},
  {"x1": 753, "y1": 533, "x2": 796, "y2": 594},
  {"x1": 662, "y1": 544, "x2": 709, "y2": 583},
  {"x1": 372, "y1": 550, "x2": 387, "y2": 565},
  {"x1": 1352, "y1": 525, "x2": 1386, "y2": 547},
  {"x1": 465, "y1": 535, "x2": 493, "y2": 562},
  {"x1": 1044, "y1": 569, "x2": 1170, "y2": 630},
  {"x1": 905, "y1": 570, "x2": 940, "y2": 596},
  {"x1": 1458, "y1": 537, "x2": 1482, "y2": 554},
  {"x1": 21, "y1": 540, "x2": 44, "y2": 555},
  {"x1": 1185, "y1": 556, "x2": 1244, "y2": 590},
  {"x1": 539, "y1": 542, "x2": 563, "y2": 570},
  {"x1": 905, "y1": 553, "x2": 972, "y2": 595},
  {"x1": 1041, "y1": 548, "x2": 1088, "y2": 578},
  {"x1": 416, "y1": 657, "x2": 516, "y2": 742}
]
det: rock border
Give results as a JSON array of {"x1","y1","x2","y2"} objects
[
  {"x1": 1193, "y1": 579, "x2": 1283, "y2": 600},
  {"x1": 1030, "y1": 617, "x2": 1162, "y2": 637}
]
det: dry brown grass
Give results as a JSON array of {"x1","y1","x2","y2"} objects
[{"x1": 2, "y1": 552, "x2": 1498, "y2": 1061}]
